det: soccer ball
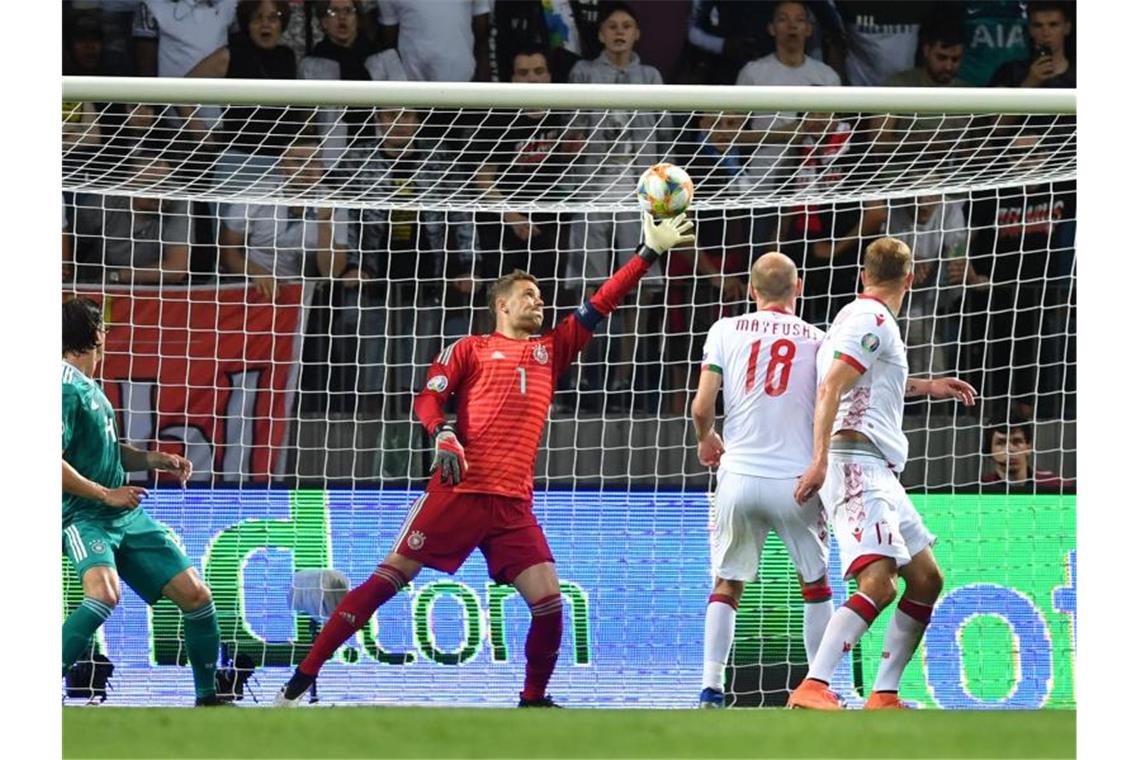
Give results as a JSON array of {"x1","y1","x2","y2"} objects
[{"x1": 637, "y1": 163, "x2": 694, "y2": 219}]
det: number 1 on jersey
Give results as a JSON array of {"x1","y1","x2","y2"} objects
[
  {"x1": 744, "y1": 338, "x2": 796, "y2": 397},
  {"x1": 516, "y1": 366, "x2": 527, "y2": 395}
]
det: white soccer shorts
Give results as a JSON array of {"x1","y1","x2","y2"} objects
[
  {"x1": 709, "y1": 471, "x2": 829, "y2": 583},
  {"x1": 819, "y1": 452, "x2": 936, "y2": 579}
]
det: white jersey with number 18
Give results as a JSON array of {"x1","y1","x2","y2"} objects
[{"x1": 701, "y1": 308, "x2": 824, "y2": 478}]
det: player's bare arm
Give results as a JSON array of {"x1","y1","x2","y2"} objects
[
  {"x1": 905, "y1": 376, "x2": 978, "y2": 406},
  {"x1": 690, "y1": 369, "x2": 725, "y2": 468},
  {"x1": 62, "y1": 457, "x2": 147, "y2": 508},
  {"x1": 794, "y1": 358, "x2": 863, "y2": 504},
  {"x1": 118, "y1": 444, "x2": 194, "y2": 485}
]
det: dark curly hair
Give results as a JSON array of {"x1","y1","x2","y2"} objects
[{"x1": 62, "y1": 297, "x2": 105, "y2": 356}]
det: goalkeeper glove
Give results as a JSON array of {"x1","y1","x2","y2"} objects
[
  {"x1": 431, "y1": 423, "x2": 467, "y2": 485},
  {"x1": 641, "y1": 212, "x2": 696, "y2": 258}
]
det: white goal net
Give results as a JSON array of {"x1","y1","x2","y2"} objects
[{"x1": 61, "y1": 79, "x2": 1076, "y2": 709}]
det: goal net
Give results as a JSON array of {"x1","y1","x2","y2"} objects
[{"x1": 61, "y1": 78, "x2": 1076, "y2": 709}]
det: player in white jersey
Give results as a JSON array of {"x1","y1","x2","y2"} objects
[
  {"x1": 788, "y1": 237, "x2": 976, "y2": 711},
  {"x1": 690, "y1": 253, "x2": 834, "y2": 709}
]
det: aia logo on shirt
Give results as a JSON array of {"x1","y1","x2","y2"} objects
[{"x1": 532, "y1": 344, "x2": 549, "y2": 365}]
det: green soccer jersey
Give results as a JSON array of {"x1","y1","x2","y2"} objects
[{"x1": 62, "y1": 361, "x2": 126, "y2": 526}]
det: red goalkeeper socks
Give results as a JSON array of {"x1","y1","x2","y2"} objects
[
  {"x1": 520, "y1": 593, "x2": 563, "y2": 701},
  {"x1": 299, "y1": 564, "x2": 408, "y2": 677}
]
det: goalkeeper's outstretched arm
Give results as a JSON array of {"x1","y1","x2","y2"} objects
[{"x1": 550, "y1": 213, "x2": 695, "y2": 375}]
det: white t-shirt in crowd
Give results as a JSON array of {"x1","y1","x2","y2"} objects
[
  {"x1": 818, "y1": 295, "x2": 910, "y2": 471},
  {"x1": 132, "y1": 0, "x2": 238, "y2": 78},
  {"x1": 222, "y1": 203, "x2": 349, "y2": 278},
  {"x1": 702, "y1": 308, "x2": 824, "y2": 478},
  {"x1": 735, "y1": 54, "x2": 841, "y2": 189},
  {"x1": 377, "y1": 0, "x2": 490, "y2": 82}
]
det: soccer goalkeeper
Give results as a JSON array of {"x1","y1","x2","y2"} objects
[
  {"x1": 276, "y1": 212, "x2": 694, "y2": 707},
  {"x1": 62, "y1": 298, "x2": 224, "y2": 706}
]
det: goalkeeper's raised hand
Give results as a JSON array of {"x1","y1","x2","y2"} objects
[
  {"x1": 431, "y1": 423, "x2": 468, "y2": 485},
  {"x1": 642, "y1": 212, "x2": 696, "y2": 255}
]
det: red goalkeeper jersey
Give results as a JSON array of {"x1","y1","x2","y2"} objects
[
  {"x1": 415, "y1": 324, "x2": 586, "y2": 498},
  {"x1": 415, "y1": 255, "x2": 652, "y2": 499}
]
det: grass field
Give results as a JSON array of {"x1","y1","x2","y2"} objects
[{"x1": 63, "y1": 707, "x2": 1075, "y2": 759}]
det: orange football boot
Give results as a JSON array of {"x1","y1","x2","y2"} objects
[
  {"x1": 864, "y1": 691, "x2": 911, "y2": 710},
  {"x1": 787, "y1": 679, "x2": 842, "y2": 710}
]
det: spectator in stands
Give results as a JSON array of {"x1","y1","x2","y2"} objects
[
  {"x1": 473, "y1": 46, "x2": 585, "y2": 305},
  {"x1": 884, "y1": 193, "x2": 977, "y2": 378},
  {"x1": 133, "y1": 0, "x2": 238, "y2": 78},
  {"x1": 778, "y1": 113, "x2": 886, "y2": 325},
  {"x1": 988, "y1": 2, "x2": 1075, "y2": 88},
  {"x1": 378, "y1": 0, "x2": 492, "y2": 82},
  {"x1": 62, "y1": 12, "x2": 107, "y2": 152},
  {"x1": 72, "y1": 151, "x2": 191, "y2": 286},
  {"x1": 888, "y1": 18, "x2": 968, "y2": 88},
  {"x1": 67, "y1": 1, "x2": 140, "y2": 76},
  {"x1": 663, "y1": 112, "x2": 762, "y2": 413},
  {"x1": 301, "y1": 0, "x2": 407, "y2": 169},
  {"x1": 967, "y1": 130, "x2": 1076, "y2": 419},
  {"x1": 185, "y1": 1, "x2": 305, "y2": 188},
  {"x1": 330, "y1": 107, "x2": 477, "y2": 410},
  {"x1": 493, "y1": 1, "x2": 600, "y2": 83},
  {"x1": 566, "y1": 1, "x2": 667, "y2": 402},
  {"x1": 866, "y1": 18, "x2": 972, "y2": 176},
  {"x1": 981, "y1": 416, "x2": 1073, "y2": 491},
  {"x1": 688, "y1": 1, "x2": 839, "y2": 85},
  {"x1": 736, "y1": 2, "x2": 840, "y2": 87},
  {"x1": 64, "y1": 10, "x2": 109, "y2": 76},
  {"x1": 219, "y1": 135, "x2": 349, "y2": 301},
  {"x1": 958, "y1": 1, "x2": 1028, "y2": 87},
  {"x1": 735, "y1": 2, "x2": 839, "y2": 200},
  {"x1": 833, "y1": 1, "x2": 934, "y2": 86}
]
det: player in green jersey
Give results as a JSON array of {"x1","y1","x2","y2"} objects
[{"x1": 61, "y1": 298, "x2": 224, "y2": 706}]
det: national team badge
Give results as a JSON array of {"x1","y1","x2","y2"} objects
[
  {"x1": 426, "y1": 375, "x2": 448, "y2": 392},
  {"x1": 407, "y1": 530, "x2": 426, "y2": 551},
  {"x1": 90, "y1": 539, "x2": 106, "y2": 555},
  {"x1": 532, "y1": 344, "x2": 549, "y2": 365},
  {"x1": 860, "y1": 333, "x2": 880, "y2": 352}
]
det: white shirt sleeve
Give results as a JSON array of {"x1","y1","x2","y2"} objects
[
  {"x1": 830, "y1": 311, "x2": 890, "y2": 373},
  {"x1": 701, "y1": 320, "x2": 725, "y2": 372},
  {"x1": 220, "y1": 203, "x2": 248, "y2": 233},
  {"x1": 472, "y1": 0, "x2": 491, "y2": 15}
]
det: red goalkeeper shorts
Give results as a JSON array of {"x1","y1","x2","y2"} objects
[{"x1": 391, "y1": 489, "x2": 554, "y2": 584}]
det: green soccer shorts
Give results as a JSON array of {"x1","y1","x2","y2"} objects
[{"x1": 62, "y1": 509, "x2": 193, "y2": 605}]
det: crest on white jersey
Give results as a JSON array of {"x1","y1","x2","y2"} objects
[{"x1": 861, "y1": 333, "x2": 880, "y2": 352}]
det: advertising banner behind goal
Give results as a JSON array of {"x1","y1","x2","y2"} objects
[
  {"x1": 62, "y1": 490, "x2": 1074, "y2": 710},
  {"x1": 64, "y1": 284, "x2": 308, "y2": 482}
]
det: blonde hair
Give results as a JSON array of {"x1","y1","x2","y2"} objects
[
  {"x1": 487, "y1": 270, "x2": 539, "y2": 316},
  {"x1": 863, "y1": 237, "x2": 912, "y2": 284}
]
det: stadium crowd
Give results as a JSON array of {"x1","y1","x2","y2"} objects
[{"x1": 61, "y1": 1, "x2": 1076, "y2": 443}]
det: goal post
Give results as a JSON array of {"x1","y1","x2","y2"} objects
[{"x1": 61, "y1": 76, "x2": 1076, "y2": 708}]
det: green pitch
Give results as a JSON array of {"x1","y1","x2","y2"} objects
[{"x1": 64, "y1": 707, "x2": 1075, "y2": 759}]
